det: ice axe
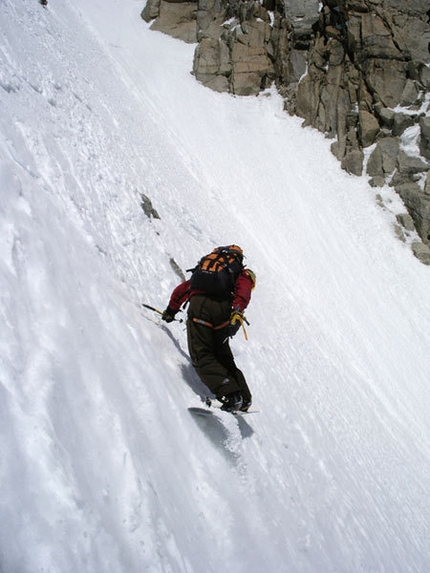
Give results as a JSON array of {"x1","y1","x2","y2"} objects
[{"x1": 142, "y1": 303, "x2": 183, "y2": 323}]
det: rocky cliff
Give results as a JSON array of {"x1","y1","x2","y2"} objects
[{"x1": 141, "y1": 0, "x2": 430, "y2": 263}]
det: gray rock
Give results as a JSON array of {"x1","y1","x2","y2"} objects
[
  {"x1": 412, "y1": 242, "x2": 430, "y2": 265},
  {"x1": 366, "y1": 136, "x2": 399, "y2": 178},
  {"x1": 364, "y1": 59, "x2": 407, "y2": 109},
  {"x1": 193, "y1": 3, "x2": 274, "y2": 95},
  {"x1": 400, "y1": 79, "x2": 420, "y2": 107},
  {"x1": 419, "y1": 116, "x2": 430, "y2": 160},
  {"x1": 396, "y1": 212, "x2": 416, "y2": 232},
  {"x1": 196, "y1": 0, "x2": 226, "y2": 41},
  {"x1": 390, "y1": 10, "x2": 430, "y2": 63},
  {"x1": 390, "y1": 171, "x2": 421, "y2": 188},
  {"x1": 397, "y1": 150, "x2": 429, "y2": 175},
  {"x1": 193, "y1": 37, "x2": 231, "y2": 86},
  {"x1": 169, "y1": 257, "x2": 186, "y2": 281},
  {"x1": 369, "y1": 176, "x2": 386, "y2": 188},
  {"x1": 419, "y1": 64, "x2": 430, "y2": 89},
  {"x1": 359, "y1": 12, "x2": 401, "y2": 60},
  {"x1": 396, "y1": 181, "x2": 430, "y2": 243},
  {"x1": 425, "y1": 172, "x2": 430, "y2": 196},
  {"x1": 140, "y1": 194, "x2": 160, "y2": 219},
  {"x1": 141, "y1": 0, "x2": 161, "y2": 22},
  {"x1": 358, "y1": 109, "x2": 380, "y2": 148},
  {"x1": 342, "y1": 148, "x2": 364, "y2": 176},
  {"x1": 392, "y1": 113, "x2": 415, "y2": 137},
  {"x1": 150, "y1": 1, "x2": 197, "y2": 44},
  {"x1": 394, "y1": 223, "x2": 407, "y2": 242},
  {"x1": 230, "y1": 20, "x2": 274, "y2": 95},
  {"x1": 374, "y1": 105, "x2": 395, "y2": 129},
  {"x1": 284, "y1": 0, "x2": 320, "y2": 38},
  {"x1": 419, "y1": 116, "x2": 430, "y2": 141}
]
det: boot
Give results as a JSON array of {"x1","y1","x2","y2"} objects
[
  {"x1": 240, "y1": 398, "x2": 252, "y2": 412},
  {"x1": 220, "y1": 393, "x2": 242, "y2": 412}
]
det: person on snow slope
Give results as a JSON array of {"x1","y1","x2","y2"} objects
[{"x1": 162, "y1": 245, "x2": 256, "y2": 412}]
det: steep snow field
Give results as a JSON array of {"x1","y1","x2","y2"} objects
[{"x1": 1, "y1": 0, "x2": 430, "y2": 571}]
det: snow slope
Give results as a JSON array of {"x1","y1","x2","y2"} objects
[{"x1": 1, "y1": 0, "x2": 430, "y2": 571}]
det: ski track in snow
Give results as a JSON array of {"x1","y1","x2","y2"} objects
[{"x1": 1, "y1": 0, "x2": 430, "y2": 572}]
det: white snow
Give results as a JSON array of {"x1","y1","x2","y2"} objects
[{"x1": 1, "y1": 0, "x2": 430, "y2": 572}]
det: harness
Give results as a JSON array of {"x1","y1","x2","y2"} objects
[{"x1": 191, "y1": 317, "x2": 230, "y2": 330}]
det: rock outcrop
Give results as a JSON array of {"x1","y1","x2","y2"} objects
[
  {"x1": 141, "y1": 0, "x2": 430, "y2": 263},
  {"x1": 141, "y1": 0, "x2": 198, "y2": 43}
]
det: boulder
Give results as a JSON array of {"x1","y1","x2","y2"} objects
[
  {"x1": 412, "y1": 242, "x2": 430, "y2": 265},
  {"x1": 358, "y1": 109, "x2": 379, "y2": 148},
  {"x1": 283, "y1": 0, "x2": 320, "y2": 39},
  {"x1": 150, "y1": 0, "x2": 198, "y2": 44},
  {"x1": 425, "y1": 172, "x2": 430, "y2": 196},
  {"x1": 366, "y1": 136, "x2": 399, "y2": 178},
  {"x1": 396, "y1": 181, "x2": 430, "y2": 243},
  {"x1": 374, "y1": 105, "x2": 395, "y2": 129},
  {"x1": 359, "y1": 12, "x2": 401, "y2": 60},
  {"x1": 363, "y1": 59, "x2": 407, "y2": 108},
  {"x1": 400, "y1": 79, "x2": 420, "y2": 107},
  {"x1": 141, "y1": 0, "x2": 161, "y2": 22},
  {"x1": 196, "y1": 0, "x2": 226, "y2": 40},
  {"x1": 396, "y1": 213, "x2": 416, "y2": 233},
  {"x1": 192, "y1": 3, "x2": 275, "y2": 95},
  {"x1": 392, "y1": 113, "x2": 415, "y2": 137},
  {"x1": 419, "y1": 116, "x2": 430, "y2": 161},
  {"x1": 230, "y1": 21, "x2": 275, "y2": 95},
  {"x1": 342, "y1": 148, "x2": 364, "y2": 176},
  {"x1": 397, "y1": 150, "x2": 429, "y2": 176},
  {"x1": 419, "y1": 64, "x2": 430, "y2": 89},
  {"x1": 193, "y1": 37, "x2": 231, "y2": 89},
  {"x1": 390, "y1": 10, "x2": 430, "y2": 63}
]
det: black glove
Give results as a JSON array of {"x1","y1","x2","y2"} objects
[
  {"x1": 161, "y1": 307, "x2": 176, "y2": 323},
  {"x1": 227, "y1": 310, "x2": 243, "y2": 337},
  {"x1": 227, "y1": 322, "x2": 241, "y2": 337}
]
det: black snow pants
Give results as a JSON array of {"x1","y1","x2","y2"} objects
[{"x1": 186, "y1": 295, "x2": 251, "y2": 402}]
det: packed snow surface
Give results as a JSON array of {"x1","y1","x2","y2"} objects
[{"x1": 1, "y1": 1, "x2": 430, "y2": 571}]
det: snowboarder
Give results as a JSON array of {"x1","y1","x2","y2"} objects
[{"x1": 162, "y1": 245, "x2": 256, "y2": 412}]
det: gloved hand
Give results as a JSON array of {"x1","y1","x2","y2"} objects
[
  {"x1": 228, "y1": 310, "x2": 243, "y2": 337},
  {"x1": 161, "y1": 307, "x2": 177, "y2": 323}
]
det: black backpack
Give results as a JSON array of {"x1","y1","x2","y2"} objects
[{"x1": 188, "y1": 245, "x2": 244, "y2": 298}]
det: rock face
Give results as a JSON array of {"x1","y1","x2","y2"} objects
[
  {"x1": 193, "y1": 1, "x2": 276, "y2": 95},
  {"x1": 141, "y1": 0, "x2": 198, "y2": 43},
  {"x1": 142, "y1": 0, "x2": 430, "y2": 261}
]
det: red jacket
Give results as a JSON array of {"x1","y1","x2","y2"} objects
[{"x1": 168, "y1": 269, "x2": 254, "y2": 313}]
